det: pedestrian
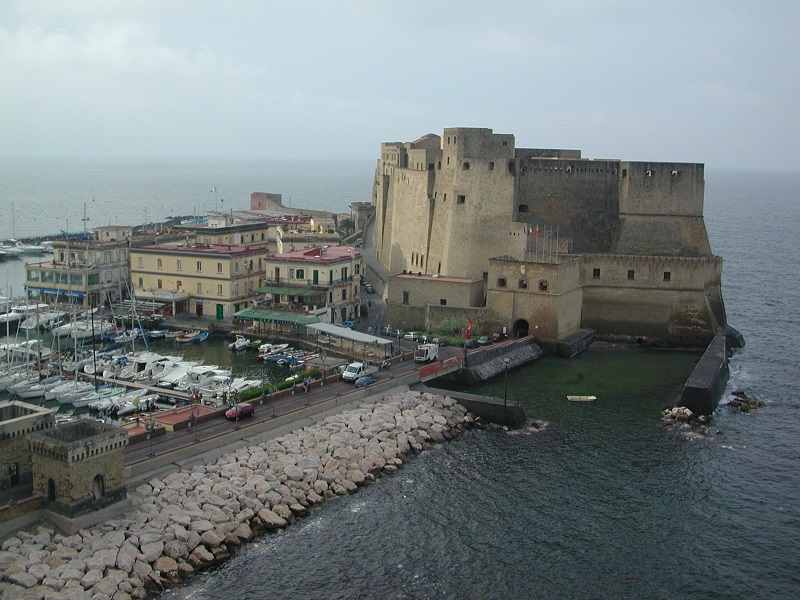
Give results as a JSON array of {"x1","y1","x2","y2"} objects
[
  {"x1": 367, "y1": 325, "x2": 372, "y2": 335},
  {"x1": 304, "y1": 377, "x2": 310, "y2": 393}
]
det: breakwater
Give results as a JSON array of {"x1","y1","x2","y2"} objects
[
  {"x1": 0, "y1": 390, "x2": 477, "y2": 598},
  {"x1": 679, "y1": 335, "x2": 730, "y2": 415}
]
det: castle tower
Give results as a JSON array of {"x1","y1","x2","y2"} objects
[{"x1": 28, "y1": 418, "x2": 128, "y2": 519}]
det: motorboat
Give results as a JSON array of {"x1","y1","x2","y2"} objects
[
  {"x1": 1, "y1": 240, "x2": 49, "y2": 255},
  {"x1": 0, "y1": 311, "x2": 25, "y2": 334},
  {"x1": 567, "y1": 395, "x2": 597, "y2": 402},
  {"x1": 18, "y1": 311, "x2": 67, "y2": 331},
  {"x1": 228, "y1": 335, "x2": 249, "y2": 351},
  {"x1": 175, "y1": 365, "x2": 232, "y2": 392},
  {"x1": 174, "y1": 330, "x2": 202, "y2": 343},
  {"x1": 192, "y1": 332, "x2": 209, "y2": 344},
  {"x1": 257, "y1": 342, "x2": 288, "y2": 356}
]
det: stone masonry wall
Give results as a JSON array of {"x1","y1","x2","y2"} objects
[{"x1": 32, "y1": 451, "x2": 125, "y2": 504}]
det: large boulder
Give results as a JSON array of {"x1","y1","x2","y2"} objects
[{"x1": 256, "y1": 508, "x2": 288, "y2": 531}]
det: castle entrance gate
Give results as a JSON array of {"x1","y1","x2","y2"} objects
[{"x1": 513, "y1": 319, "x2": 529, "y2": 338}]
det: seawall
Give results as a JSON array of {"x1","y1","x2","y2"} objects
[
  {"x1": 413, "y1": 383, "x2": 528, "y2": 428},
  {"x1": 679, "y1": 335, "x2": 730, "y2": 415},
  {"x1": 456, "y1": 337, "x2": 544, "y2": 383}
]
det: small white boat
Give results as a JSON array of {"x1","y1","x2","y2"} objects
[
  {"x1": 174, "y1": 330, "x2": 202, "y2": 344},
  {"x1": 228, "y1": 335, "x2": 249, "y2": 351},
  {"x1": 567, "y1": 395, "x2": 597, "y2": 402},
  {"x1": 257, "y1": 342, "x2": 288, "y2": 355}
]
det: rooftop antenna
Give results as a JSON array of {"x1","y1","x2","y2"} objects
[{"x1": 82, "y1": 201, "x2": 91, "y2": 232}]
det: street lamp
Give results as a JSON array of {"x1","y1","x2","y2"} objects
[
  {"x1": 503, "y1": 357, "x2": 510, "y2": 427},
  {"x1": 146, "y1": 414, "x2": 155, "y2": 457}
]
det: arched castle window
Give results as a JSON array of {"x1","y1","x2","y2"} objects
[
  {"x1": 539, "y1": 280, "x2": 548, "y2": 291},
  {"x1": 566, "y1": 165, "x2": 572, "y2": 173},
  {"x1": 93, "y1": 475, "x2": 105, "y2": 500},
  {"x1": 646, "y1": 170, "x2": 653, "y2": 177},
  {"x1": 462, "y1": 162, "x2": 470, "y2": 170},
  {"x1": 497, "y1": 278, "x2": 507, "y2": 288},
  {"x1": 518, "y1": 279, "x2": 528, "y2": 289}
]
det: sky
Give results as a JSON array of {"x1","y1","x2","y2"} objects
[{"x1": 1, "y1": 1, "x2": 798, "y2": 171}]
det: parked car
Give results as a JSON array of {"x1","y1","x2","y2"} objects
[
  {"x1": 355, "y1": 375, "x2": 377, "y2": 388},
  {"x1": 343, "y1": 321, "x2": 356, "y2": 329},
  {"x1": 477, "y1": 335, "x2": 491, "y2": 346},
  {"x1": 492, "y1": 332, "x2": 504, "y2": 343},
  {"x1": 432, "y1": 337, "x2": 448, "y2": 347},
  {"x1": 380, "y1": 326, "x2": 394, "y2": 336},
  {"x1": 364, "y1": 283, "x2": 374, "y2": 294},
  {"x1": 463, "y1": 339, "x2": 476, "y2": 349},
  {"x1": 403, "y1": 331, "x2": 420, "y2": 341},
  {"x1": 225, "y1": 403, "x2": 255, "y2": 420}
]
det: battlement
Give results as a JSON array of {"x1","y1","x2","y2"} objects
[{"x1": 29, "y1": 419, "x2": 128, "y2": 466}]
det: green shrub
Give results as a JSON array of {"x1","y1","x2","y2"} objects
[{"x1": 237, "y1": 368, "x2": 321, "y2": 401}]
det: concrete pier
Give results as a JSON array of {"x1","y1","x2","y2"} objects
[{"x1": 679, "y1": 335, "x2": 730, "y2": 415}]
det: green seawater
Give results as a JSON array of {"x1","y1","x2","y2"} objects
[{"x1": 433, "y1": 345, "x2": 702, "y2": 423}]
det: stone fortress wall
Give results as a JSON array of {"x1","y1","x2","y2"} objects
[{"x1": 372, "y1": 127, "x2": 728, "y2": 347}]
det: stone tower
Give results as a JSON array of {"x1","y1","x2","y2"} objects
[{"x1": 28, "y1": 418, "x2": 128, "y2": 518}]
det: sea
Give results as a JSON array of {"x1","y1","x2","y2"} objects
[{"x1": 1, "y1": 160, "x2": 799, "y2": 599}]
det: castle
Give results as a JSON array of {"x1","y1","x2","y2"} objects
[{"x1": 372, "y1": 127, "x2": 728, "y2": 347}]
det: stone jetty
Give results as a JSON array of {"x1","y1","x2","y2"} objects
[{"x1": 0, "y1": 390, "x2": 477, "y2": 599}]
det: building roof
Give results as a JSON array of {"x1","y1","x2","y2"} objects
[
  {"x1": 265, "y1": 245, "x2": 360, "y2": 264},
  {"x1": 391, "y1": 273, "x2": 478, "y2": 284},
  {"x1": 307, "y1": 322, "x2": 394, "y2": 346},
  {"x1": 131, "y1": 243, "x2": 264, "y2": 256}
]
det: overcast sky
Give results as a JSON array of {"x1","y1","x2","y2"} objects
[{"x1": 1, "y1": 1, "x2": 797, "y2": 170}]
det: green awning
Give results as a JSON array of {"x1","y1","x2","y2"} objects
[
  {"x1": 256, "y1": 285, "x2": 325, "y2": 298},
  {"x1": 233, "y1": 308, "x2": 321, "y2": 325}
]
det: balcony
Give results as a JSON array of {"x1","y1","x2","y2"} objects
[{"x1": 260, "y1": 275, "x2": 354, "y2": 290}]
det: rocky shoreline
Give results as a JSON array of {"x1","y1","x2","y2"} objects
[{"x1": 0, "y1": 390, "x2": 478, "y2": 599}]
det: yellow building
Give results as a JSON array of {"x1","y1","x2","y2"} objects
[
  {"x1": 129, "y1": 242, "x2": 265, "y2": 319},
  {"x1": 260, "y1": 245, "x2": 362, "y2": 324}
]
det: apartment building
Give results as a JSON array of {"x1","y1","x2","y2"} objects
[{"x1": 129, "y1": 242, "x2": 264, "y2": 319}]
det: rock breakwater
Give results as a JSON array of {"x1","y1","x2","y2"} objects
[{"x1": 0, "y1": 390, "x2": 477, "y2": 599}]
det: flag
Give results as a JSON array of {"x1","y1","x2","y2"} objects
[
  {"x1": 210, "y1": 187, "x2": 216, "y2": 193},
  {"x1": 535, "y1": 225, "x2": 541, "y2": 236},
  {"x1": 526, "y1": 224, "x2": 532, "y2": 236}
]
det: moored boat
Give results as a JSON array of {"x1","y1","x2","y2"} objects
[{"x1": 174, "y1": 330, "x2": 202, "y2": 343}]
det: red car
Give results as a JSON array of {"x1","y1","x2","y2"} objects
[{"x1": 225, "y1": 402, "x2": 255, "y2": 420}]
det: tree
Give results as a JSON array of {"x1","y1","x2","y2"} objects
[{"x1": 338, "y1": 218, "x2": 355, "y2": 236}]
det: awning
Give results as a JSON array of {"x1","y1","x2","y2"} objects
[
  {"x1": 24, "y1": 287, "x2": 85, "y2": 298},
  {"x1": 233, "y1": 308, "x2": 321, "y2": 326},
  {"x1": 307, "y1": 322, "x2": 394, "y2": 346},
  {"x1": 257, "y1": 285, "x2": 325, "y2": 298},
  {"x1": 133, "y1": 290, "x2": 190, "y2": 302}
]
